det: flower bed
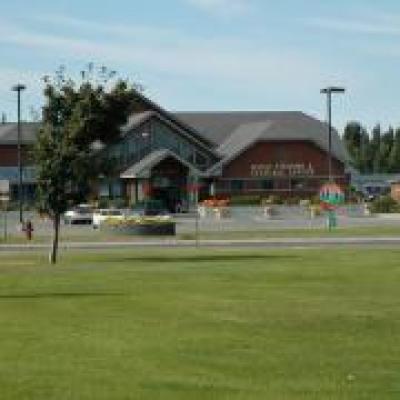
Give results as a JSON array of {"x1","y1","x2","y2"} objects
[{"x1": 102, "y1": 216, "x2": 176, "y2": 236}]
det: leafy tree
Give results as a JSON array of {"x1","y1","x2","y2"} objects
[{"x1": 35, "y1": 64, "x2": 140, "y2": 263}]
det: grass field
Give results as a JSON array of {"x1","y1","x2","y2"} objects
[{"x1": 0, "y1": 248, "x2": 400, "y2": 399}]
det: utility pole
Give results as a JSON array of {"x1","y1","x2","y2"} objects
[
  {"x1": 320, "y1": 87, "x2": 345, "y2": 182},
  {"x1": 12, "y1": 84, "x2": 26, "y2": 224}
]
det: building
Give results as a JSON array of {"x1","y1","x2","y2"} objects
[{"x1": 0, "y1": 92, "x2": 349, "y2": 210}]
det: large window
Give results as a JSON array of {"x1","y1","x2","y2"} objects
[
  {"x1": 152, "y1": 120, "x2": 212, "y2": 171},
  {"x1": 103, "y1": 118, "x2": 214, "y2": 172}
]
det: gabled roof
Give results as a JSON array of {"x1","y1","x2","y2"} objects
[
  {"x1": 174, "y1": 111, "x2": 349, "y2": 164},
  {"x1": 0, "y1": 123, "x2": 40, "y2": 145},
  {"x1": 130, "y1": 91, "x2": 215, "y2": 148},
  {"x1": 120, "y1": 110, "x2": 219, "y2": 159},
  {"x1": 120, "y1": 149, "x2": 203, "y2": 179}
]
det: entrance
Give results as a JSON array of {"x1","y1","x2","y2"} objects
[{"x1": 151, "y1": 157, "x2": 188, "y2": 213}]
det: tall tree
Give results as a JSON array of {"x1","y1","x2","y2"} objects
[
  {"x1": 35, "y1": 64, "x2": 140, "y2": 263},
  {"x1": 380, "y1": 126, "x2": 395, "y2": 172},
  {"x1": 388, "y1": 128, "x2": 400, "y2": 173},
  {"x1": 343, "y1": 121, "x2": 370, "y2": 173},
  {"x1": 370, "y1": 124, "x2": 382, "y2": 173}
]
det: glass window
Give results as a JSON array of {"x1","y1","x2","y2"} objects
[
  {"x1": 261, "y1": 179, "x2": 274, "y2": 190},
  {"x1": 195, "y1": 152, "x2": 208, "y2": 169},
  {"x1": 231, "y1": 180, "x2": 244, "y2": 192}
]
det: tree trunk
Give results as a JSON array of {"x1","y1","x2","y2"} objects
[{"x1": 50, "y1": 213, "x2": 60, "y2": 264}]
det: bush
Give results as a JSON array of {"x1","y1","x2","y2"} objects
[
  {"x1": 261, "y1": 195, "x2": 284, "y2": 205},
  {"x1": 369, "y1": 196, "x2": 400, "y2": 214}
]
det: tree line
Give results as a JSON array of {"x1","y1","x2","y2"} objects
[{"x1": 344, "y1": 122, "x2": 400, "y2": 174}]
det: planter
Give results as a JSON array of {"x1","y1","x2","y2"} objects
[{"x1": 103, "y1": 221, "x2": 176, "y2": 236}]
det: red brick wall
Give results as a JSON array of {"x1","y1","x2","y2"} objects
[
  {"x1": 222, "y1": 141, "x2": 345, "y2": 178},
  {"x1": 0, "y1": 145, "x2": 31, "y2": 166},
  {"x1": 214, "y1": 140, "x2": 348, "y2": 198}
]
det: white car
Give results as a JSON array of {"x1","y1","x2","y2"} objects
[
  {"x1": 92, "y1": 209, "x2": 123, "y2": 229},
  {"x1": 64, "y1": 204, "x2": 93, "y2": 225}
]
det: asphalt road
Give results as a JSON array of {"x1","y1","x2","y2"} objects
[
  {"x1": 1, "y1": 237, "x2": 400, "y2": 252},
  {"x1": 1, "y1": 208, "x2": 400, "y2": 238}
]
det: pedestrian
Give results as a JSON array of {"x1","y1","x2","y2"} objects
[{"x1": 24, "y1": 219, "x2": 34, "y2": 241}]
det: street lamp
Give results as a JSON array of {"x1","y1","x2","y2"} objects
[
  {"x1": 11, "y1": 83, "x2": 26, "y2": 224},
  {"x1": 320, "y1": 86, "x2": 345, "y2": 182}
]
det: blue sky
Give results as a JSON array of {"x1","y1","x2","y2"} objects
[{"x1": 1, "y1": 0, "x2": 400, "y2": 131}]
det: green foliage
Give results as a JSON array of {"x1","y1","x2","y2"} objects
[
  {"x1": 35, "y1": 64, "x2": 140, "y2": 217},
  {"x1": 344, "y1": 122, "x2": 400, "y2": 173},
  {"x1": 229, "y1": 195, "x2": 261, "y2": 205},
  {"x1": 369, "y1": 195, "x2": 400, "y2": 214},
  {"x1": 34, "y1": 64, "x2": 141, "y2": 262}
]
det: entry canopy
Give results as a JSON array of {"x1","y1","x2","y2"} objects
[{"x1": 120, "y1": 149, "x2": 203, "y2": 179}]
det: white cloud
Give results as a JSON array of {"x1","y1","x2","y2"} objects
[
  {"x1": 0, "y1": 16, "x2": 327, "y2": 92},
  {"x1": 184, "y1": 0, "x2": 252, "y2": 17},
  {"x1": 0, "y1": 14, "x2": 359, "y2": 123},
  {"x1": 305, "y1": 14, "x2": 400, "y2": 36}
]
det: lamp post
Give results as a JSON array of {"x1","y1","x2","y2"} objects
[
  {"x1": 11, "y1": 83, "x2": 26, "y2": 224},
  {"x1": 320, "y1": 86, "x2": 345, "y2": 182}
]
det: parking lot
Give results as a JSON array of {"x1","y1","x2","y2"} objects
[{"x1": 1, "y1": 205, "x2": 399, "y2": 242}]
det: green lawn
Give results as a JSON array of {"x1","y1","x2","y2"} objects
[{"x1": 0, "y1": 248, "x2": 400, "y2": 399}]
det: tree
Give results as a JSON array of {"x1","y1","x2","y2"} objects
[
  {"x1": 343, "y1": 121, "x2": 370, "y2": 173},
  {"x1": 388, "y1": 128, "x2": 400, "y2": 173},
  {"x1": 380, "y1": 126, "x2": 395, "y2": 172},
  {"x1": 35, "y1": 64, "x2": 140, "y2": 263},
  {"x1": 370, "y1": 125, "x2": 382, "y2": 173}
]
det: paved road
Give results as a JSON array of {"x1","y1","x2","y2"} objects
[
  {"x1": 1, "y1": 237, "x2": 400, "y2": 252},
  {"x1": 2, "y1": 209, "x2": 400, "y2": 239}
]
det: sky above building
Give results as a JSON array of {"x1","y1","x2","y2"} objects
[{"x1": 1, "y1": 0, "x2": 399, "y2": 132}]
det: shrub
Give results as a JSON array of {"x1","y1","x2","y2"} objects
[
  {"x1": 229, "y1": 195, "x2": 261, "y2": 206},
  {"x1": 369, "y1": 195, "x2": 400, "y2": 214}
]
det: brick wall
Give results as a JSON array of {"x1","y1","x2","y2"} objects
[{"x1": 222, "y1": 141, "x2": 345, "y2": 178}]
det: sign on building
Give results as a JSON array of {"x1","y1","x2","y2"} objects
[{"x1": 250, "y1": 163, "x2": 315, "y2": 177}]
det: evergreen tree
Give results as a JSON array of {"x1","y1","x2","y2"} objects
[
  {"x1": 388, "y1": 128, "x2": 400, "y2": 173},
  {"x1": 370, "y1": 124, "x2": 382, "y2": 173},
  {"x1": 380, "y1": 126, "x2": 395, "y2": 172}
]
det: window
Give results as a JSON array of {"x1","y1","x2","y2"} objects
[
  {"x1": 261, "y1": 179, "x2": 274, "y2": 190},
  {"x1": 231, "y1": 180, "x2": 244, "y2": 192},
  {"x1": 195, "y1": 152, "x2": 208, "y2": 169}
]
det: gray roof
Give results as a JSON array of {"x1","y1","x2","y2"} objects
[
  {"x1": 121, "y1": 111, "x2": 154, "y2": 134},
  {"x1": 0, "y1": 123, "x2": 40, "y2": 145},
  {"x1": 174, "y1": 111, "x2": 349, "y2": 164}
]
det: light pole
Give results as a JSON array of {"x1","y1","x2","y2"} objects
[
  {"x1": 320, "y1": 86, "x2": 345, "y2": 182},
  {"x1": 12, "y1": 83, "x2": 26, "y2": 224}
]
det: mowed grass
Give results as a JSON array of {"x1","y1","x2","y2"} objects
[{"x1": 0, "y1": 248, "x2": 400, "y2": 399}]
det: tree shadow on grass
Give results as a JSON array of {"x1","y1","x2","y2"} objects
[
  {"x1": 96, "y1": 254, "x2": 300, "y2": 264},
  {"x1": 0, "y1": 292, "x2": 124, "y2": 300}
]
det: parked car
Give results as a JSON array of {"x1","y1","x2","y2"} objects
[
  {"x1": 130, "y1": 200, "x2": 169, "y2": 217},
  {"x1": 92, "y1": 209, "x2": 123, "y2": 229},
  {"x1": 64, "y1": 204, "x2": 93, "y2": 225}
]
